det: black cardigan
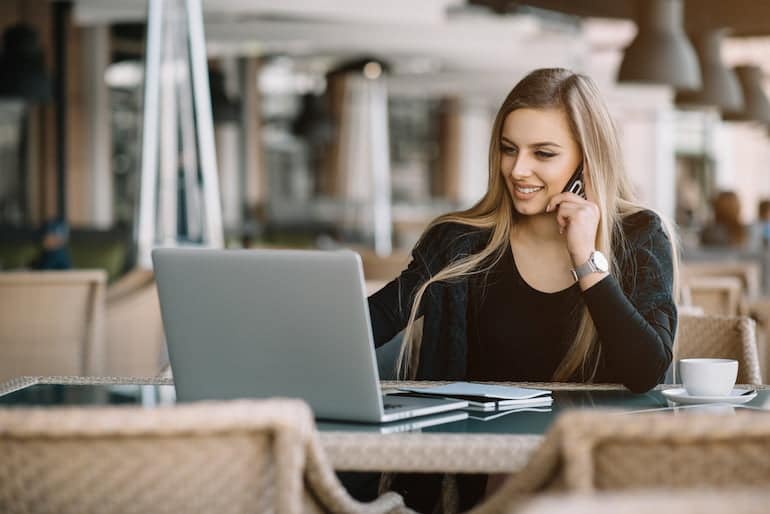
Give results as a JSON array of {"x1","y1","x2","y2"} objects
[{"x1": 368, "y1": 209, "x2": 678, "y2": 393}]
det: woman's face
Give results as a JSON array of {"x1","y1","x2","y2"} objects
[{"x1": 499, "y1": 107, "x2": 582, "y2": 216}]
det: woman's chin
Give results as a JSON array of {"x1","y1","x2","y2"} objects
[{"x1": 512, "y1": 199, "x2": 547, "y2": 216}]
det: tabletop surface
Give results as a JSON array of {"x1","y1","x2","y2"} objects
[{"x1": 2, "y1": 379, "x2": 768, "y2": 436}]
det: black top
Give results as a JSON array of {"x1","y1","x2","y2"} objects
[
  {"x1": 466, "y1": 244, "x2": 582, "y2": 381},
  {"x1": 368, "y1": 209, "x2": 677, "y2": 393}
]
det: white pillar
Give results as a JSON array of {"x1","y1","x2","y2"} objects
[
  {"x1": 456, "y1": 98, "x2": 493, "y2": 209},
  {"x1": 81, "y1": 25, "x2": 112, "y2": 228},
  {"x1": 608, "y1": 85, "x2": 677, "y2": 220}
]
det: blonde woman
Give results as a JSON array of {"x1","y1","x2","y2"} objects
[{"x1": 367, "y1": 67, "x2": 678, "y2": 510}]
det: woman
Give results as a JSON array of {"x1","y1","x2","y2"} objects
[{"x1": 366, "y1": 68, "x2": 679, "y2": 510}]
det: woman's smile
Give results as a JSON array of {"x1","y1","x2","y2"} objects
[{"x1": 512, "y1": 183, "x2": 545, "y2": 200}]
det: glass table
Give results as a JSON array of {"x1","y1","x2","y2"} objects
[{"x1": 2, "y1": 376, "x2": 768, "y2": 473}]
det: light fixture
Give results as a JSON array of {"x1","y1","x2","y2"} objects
[
  {"x1": 0, "y1": 23, "x2": 51, "y2": 101},
  {"x1": 618, "y1": 0, "x2": 701, "y2": 91},
  {"x1": 104, "y1": 60, "x2": 144, "y2": 89},
  {"x1": 676, "y1": 29, "x2": 743, "y2": 112},
  {"x1": 327, "y1": 57, "x2": 390, "y2": 79},
  {"x1": 724, "y1": 65, "x2": 770, "y2": 124},
  {"x1": 209, "y1": 69, "x2": 240, "y2": 124}
]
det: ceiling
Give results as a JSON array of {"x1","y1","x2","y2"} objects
[
  {"x1": 67, "y1": 0, "x2": 770, "y2": 99},
  {"x1": 476, "y1": 0, "x2": 770, "y2": 37}
]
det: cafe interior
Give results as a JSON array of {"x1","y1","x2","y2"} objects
[{"x1": 2, "y1": 0, "x2": 770, "y2": 512}]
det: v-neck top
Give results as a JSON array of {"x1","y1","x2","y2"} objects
[{"x1": 466, "y1": 244, "x2": 582, "y2": 381}]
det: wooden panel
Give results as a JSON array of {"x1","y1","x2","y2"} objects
[
  {"x1": 434, "y1": 97, "x2": 461, "y2": 200},
  {"x1": 67, "y1": 20, "x2": 89, "y2": 225}
]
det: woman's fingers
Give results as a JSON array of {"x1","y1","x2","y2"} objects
[
  {"x1": 553, "y1": 197, "x2": 600, "y2": 237},
  {"x1": 545, "y1": 192, "x2": 588, "y2": 213}
]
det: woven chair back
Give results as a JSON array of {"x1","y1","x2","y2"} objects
[
  {"x1": 513, "y1": 489, "x2": 770, "y2": 514},
  {"x1": 472, "y1": 410, "x2": 770, "y2": 514},
  {"x1": 0, "y1": 271, "x2": 106, "y2": 381},
  {"x1": 680, "y1": 276, "x2": 743, "y2": 316},
  {"x1": 0, "y1": 399, "x2": 409, "y2": 514},
  {"x1": 682, "y1": 261, "x2": 761, "y2": 299},
  {"x1": 105, "y1": 269, "x2": 165, "y2": 376},
  {"x1": 675, "y1": 314, "x2": 761, "y2": 384}
]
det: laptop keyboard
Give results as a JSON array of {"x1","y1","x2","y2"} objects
[{"x1": 384, "y1": 403, "x2": 404, "y2": 410}]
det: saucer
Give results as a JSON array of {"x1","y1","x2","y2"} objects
[{"x1": 661, "y1": 387, "x2": 757, "y2": 405}]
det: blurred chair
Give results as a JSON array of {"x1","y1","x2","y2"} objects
[
  {"x1": 356, "y1": 248, "x2": 410, "y2": 282},
  {"x1": 682, "y1": 260, "x2": 761, "y2": 299},
  {"x1": 366, "y1": 280, "x2": 389, "y2": 295},
  {"x1": 675, "y1": 304, "x2": 704, "y2": 316},
  {"x1": 470, "y1": 409, "x2": 770, "y2": 514},
  {"x1": 0, "y1": 399, "x2": 410, "y2": 514},
  {"x1": 506, "y1": 489, "x2": 770, "y2": 514},
  {"x1": 0, "y1": 270, "x2": 106, "y2": 381},
  {"x1": 105, "y1": 268, "x2": 166, "y2": 377},
  {"x1": 748, "y1": 297, "x2": 770, "y2": 382},
  {"x1": 674, "y1": 314, "x2": 761, "y2": 385},
  {"x1": 679, "y1": 276, "x2": 744, "y2": 316}
]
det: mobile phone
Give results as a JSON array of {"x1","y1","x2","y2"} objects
[{"x1": 562, "y1": 163, "x2": 586, "y2": 199}]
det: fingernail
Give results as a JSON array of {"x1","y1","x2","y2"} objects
[{"x1": 546, "y1": 205, "x2": 551, "y2": 213}]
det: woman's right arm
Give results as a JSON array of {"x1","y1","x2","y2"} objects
[
  {"x1": 367, "y1": 223, "x2": 464, "y2": 347},
  {"x1": 367, "y1": 248, "x2": 431, "y2": 347}
]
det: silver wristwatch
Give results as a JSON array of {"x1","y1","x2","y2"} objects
[{"x1": 570, "y1": 250, "x2": 609, "y2": 281}]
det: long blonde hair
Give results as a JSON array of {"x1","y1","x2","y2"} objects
[{"x1": 396, "y1": 68, "x2": 680, "y2": 381}]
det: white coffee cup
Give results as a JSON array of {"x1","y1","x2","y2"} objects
[{"x1": 679, "y1": 358, "x2": 738, "y2": 397}]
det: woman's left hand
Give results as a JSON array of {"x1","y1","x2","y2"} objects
[{"x1": 545, "y1": 192, "x2": 600, "y2": 265}]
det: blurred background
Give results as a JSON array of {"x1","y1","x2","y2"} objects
[{"x1": 4, "y1": 0, "x2": 770, "y2": 380}]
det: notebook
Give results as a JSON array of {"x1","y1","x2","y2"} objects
[{"x1": 397, "y1": 382, "x2": 553, "y2": 411}]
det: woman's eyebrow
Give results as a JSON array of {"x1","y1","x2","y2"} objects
[{"x1": 500, "y1": 136, "x2": 562, "y2": 149}]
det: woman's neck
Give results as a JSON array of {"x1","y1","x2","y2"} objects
[{"x1": 511, "y1": 212, "x2": 562, "y2": 245}]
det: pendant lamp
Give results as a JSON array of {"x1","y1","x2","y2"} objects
[
  {"x1": 209, "y1": 69, "x2": 240, "y2": 124},
  {"x1": 676, "y1": 29, "x2": 744, "y2": 112},
  {"x1": 724, "y1": 65, "x2": 770, "y2": 124},
  {"x1": 0, "y1": 24, "x2": 51, "y2": 102},
  {"x1": 618, "y1": 0, "x2": 701, "y2": 91}
]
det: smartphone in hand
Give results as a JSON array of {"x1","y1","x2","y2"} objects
[{"x1": 562, "y1": 163, "x2": 586, "y2": 199}]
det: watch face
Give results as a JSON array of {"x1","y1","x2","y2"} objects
[{"x1": 591, "y1": 251, "x2": 609, "y2": 272}]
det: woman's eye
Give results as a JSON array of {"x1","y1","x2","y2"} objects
[
  {"x1": 536, "y1": 151, "x2": 556, "y2": 159},
  {"x1": 501, "y1": 145, "x2": 517, "y2": 155}
]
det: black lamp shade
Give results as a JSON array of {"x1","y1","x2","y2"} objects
[
  {"x1": 724, "y1": 65, "x2": 770, "y2": 124},
  {"x1": 676, "y1": 29, "x2": 744, "y2": 112},
  {"x1": 209, "y1": 69, "x2": 240, "y2": 123},
  {"x1": 0, "y1": 24, "x2": 51, "y2": 102},
  {"x1": 618, "y1": 0, "x2": 701, "y2": 91}
]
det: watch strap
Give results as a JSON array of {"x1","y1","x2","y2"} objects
[
  {"x1": 570, "y1": 259, "x2": 596, "y2": 281},
  {"x1": 570, "y1": 251, "x2": 607, "y2": 282}
]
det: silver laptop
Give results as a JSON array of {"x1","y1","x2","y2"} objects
[{"x1": 151, "y1": 248, "x2": 468, "y2": 423}]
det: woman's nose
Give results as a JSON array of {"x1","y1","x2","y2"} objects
[{"x1": 509, "y1": 156, "x2": 534, "y2": 179}]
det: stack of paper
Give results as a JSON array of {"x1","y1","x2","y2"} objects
[{"x1": 396, "y1": 382, "x2": 553, "y2": 412}]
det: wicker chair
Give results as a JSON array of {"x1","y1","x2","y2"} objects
[
  {"x1": 355, "y1": 248, "x2": 410, "y2": 282},
  {"x1": 682, "y1": 261, "x2": 761, "y2": 300},
  {"x1": 508, "y1": 489, "x2": 770, "y2": 514},
  {"x1": 469, "y1": 409, "x2": 770, "y2": 514},
  {"x1": 748, "y1": 297, "x2": 770, "y2": 382},
  {"x1": 0, "y1": 398, "x2": 412, "y2": 514},
  {"x1": 0, "y1": 270, "x2": 106, "y2": 382},
  {"x1": 680, "y1": 276, "x2": 744, "y2": 316},
  {"x1": 674, "y1": 313, "x2": 761, "y2": 385},
  {"x1": 105, "y1": 269, "x2": 166, "y2": 376}
]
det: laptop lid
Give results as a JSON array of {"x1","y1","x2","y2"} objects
[{"x1": 152, "y1": 248, "x2": 386, "y2": 422}]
